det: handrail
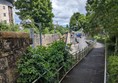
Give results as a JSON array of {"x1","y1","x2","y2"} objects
[
  {"x1": 32, "y1": 65, "x2": 64, "y2": 83},
  {"x1": 32, "y1": 71, "x2": 47, "y2": 83},
  {"x1": 59, "y1": 42, "x2": 95, "y2": 83},
  {"x1": 32, "y1": 41, "x2": 95, "y2": 83},
  {"x1": 104, "y1": 41, "x2": 107, "y2": 83}
]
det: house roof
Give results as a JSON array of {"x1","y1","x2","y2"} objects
[{"x1": 0, "y1": 0, "x2": 13, "y2": 7}]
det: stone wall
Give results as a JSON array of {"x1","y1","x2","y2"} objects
[
  {"x1": 33, "y1": 34, "x2": 61, "y2": 46},
  {"x1": 0, "y1": 32, "x2": 31, "y2": 83}
]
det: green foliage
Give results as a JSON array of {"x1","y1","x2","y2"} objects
[
  {"x1": 86, "y1": 2, "x2": 118, "y2": 82},
  {"x1": 50, "y1": 30, "x2": 55, "y2": 34},
  {"x1": 86, "y1": 0, "x2": 118, "y2": 54},
  {"x1": 17, "y1": 46, "x2": 49, "y2": 83},
  {"x1": 48, "y1": 25, "x2": 68, "y2": 35},
  {"x1": 0, "y1": 22, "x2": 19, "y2": 31},
  {"x1": 15, "y1": 0, "x2": 54, "y2": 30},
  {"x1": 86, "y1": 0, "x2": 118, "y2": 35},
  {"x1": 69, "y1": 12, "x2": 86, "y2": 31},
  {"x1": 108, "y1": 55, "x2": 118, "y2": 83},
  {"x1": 56, "y1": 25, "x2": 68, "y2": 35},
  {"x1": 42, "y1": 27, "x2": 50, "y2": 34},
  {"x1": 17, "y1": 40, "x2": 72, "y2": 83}
]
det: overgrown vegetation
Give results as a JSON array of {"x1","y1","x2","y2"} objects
[
  {"x1": 0, "y1": 22, "x2": 19, "y2": 31},
  {"x1": 42, "y1": 25, "x2": 68, "y2": 35},
  {"x1": 108, "y1": 55, "x2": 118, "y2": 83},
  {"x1": 15, "y1": 0, "x2": 54, "y2": 31},
  {"x1": 86, "y1": 0, "x2": 118, "y2": 55},
  {"x1": 17, "y1": 40, "x2": 73, "y2": 83},
  {"x1": 0, "y1": 22, "x2": 32, "y2": 33},
  {"x1": 69, "y1": 12, "x2": 86, "y2": 31}
]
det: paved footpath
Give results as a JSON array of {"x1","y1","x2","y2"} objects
[{"x1": 61, "y1": 43, "x2": 105, "y2": 83}]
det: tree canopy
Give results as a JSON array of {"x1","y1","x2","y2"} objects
[
  {"x1": 15, "y1": 0, "x2": 54, "y2": 30},
  {"x1": 69, "y1": 12, "x2": 86, "y2": 31},
  {"x1": 86, "y1": 0, "x2": 118, "y2": 36},
  {"x1": 86, "y1": 0, "x2": 118, "y2": 54}
]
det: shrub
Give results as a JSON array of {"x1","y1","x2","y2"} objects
[
  {"x1": 108, "y1": 55, "x2": 118, "y2": 83},
  {"x1": 17, "y1": 40, "x2": 72, "y2": 83},
  {"x1": 0, "y1": 22, "x2": 19, "y2": 31}
]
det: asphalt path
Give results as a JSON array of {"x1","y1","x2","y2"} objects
[{"x1": 61, "y1": 43, "x2": 105, "y2": 83}]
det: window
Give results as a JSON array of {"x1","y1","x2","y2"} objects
[
  {"x1": 3, "y1": 6, "x2": 5, "y2": 9},
  {"x1": 3, "y1": 13, "x2": 6, "y2": 17},
  {"x1": 8, "y1": 6, "x2": 13, "y2": 23}
]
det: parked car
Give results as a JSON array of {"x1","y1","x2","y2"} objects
[{"x1": 76, "y1": 33, "x2": 82, "y2": 38}]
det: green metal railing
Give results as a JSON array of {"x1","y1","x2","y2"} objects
[{"x1": 32, "y1": 42, "x2": 96, "y2": 83}]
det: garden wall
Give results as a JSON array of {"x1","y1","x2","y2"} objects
[
  {"x1": 0, "y1": 32, "x2": 31, "y2": 83},
  {"x1": 33, "y1": 34, "x2": 61, "y2": 46}
]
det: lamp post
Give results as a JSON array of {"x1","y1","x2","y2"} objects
[
  {"x1": 54, "y1": 25, "x2": 56, "y2": 40},
  {"x1": 54, "y1": 25, "x2": 56, "y2": 33},
  {"x1": 35, "y1": 23, "x2": 42, "y2": 46},
  {"x1": 21, "y1": 19, "x2": 42, "y2": 46}
]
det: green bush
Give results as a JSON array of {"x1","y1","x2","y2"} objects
[
  {"x1": 0, "y1": 22, "x2": 19, "y2": 31},
  {"x1": 108, "y1": 55, "x2": 118, "y2": 83},
  {"x1": 17, "y1": 40, "x2": 72, "y2": 83},
  {"x1": 17, "y1": 46, "x2": 49, "y2": 83},
  {"x1": 42, "y1": 27, "x2": 50, "y2": 34}
]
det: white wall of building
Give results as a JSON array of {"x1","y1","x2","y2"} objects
[{"x1": 0, "y1": 0, "x2": 13, "y2": 24}]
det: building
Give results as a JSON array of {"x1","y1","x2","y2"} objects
[{"x1": 0, "y1": 0, "x2": 14, "y2": 24}]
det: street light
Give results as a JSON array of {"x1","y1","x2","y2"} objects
[
  {"x1": 54, "y1": 25, "x2": 56, "y2": 34},
  {"x1": 35, "y1": 23, "x2": 42, "y2": 46},
  {"x1": 21, "y1": 19, "x2": 42, "y2": 46},
  {"x1": 54, "y1": 25, "x2": 56, "y2": 41}
]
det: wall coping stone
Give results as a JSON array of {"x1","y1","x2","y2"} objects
[{"x1": 0, "y1": 32, "x2": 30, "y2": 39}]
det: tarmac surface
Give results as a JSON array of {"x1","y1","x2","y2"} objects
[{"x1": 61, "y1": 43, "x2": 105, "y2": 83}]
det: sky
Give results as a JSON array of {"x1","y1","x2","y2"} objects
[{"x1": 15, "y1": 0, "x2": 87, "y2": 26}]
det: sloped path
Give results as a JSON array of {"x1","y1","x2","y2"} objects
[{"x1": 61, "y1": 43, "x2": 105, "y2": 83}]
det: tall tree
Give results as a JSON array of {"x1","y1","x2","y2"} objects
[
  {"x1": 69, "y1": 12, "x2": 86, "y2": 31},
  {"x1": 86, "y1": 0, "x2": 118, "y2": 54},
  {"x1": 15, "y1": 0, "x2": 54, "y2": 30}
]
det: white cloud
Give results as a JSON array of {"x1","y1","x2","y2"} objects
[
  {"x1": 51, "y1": 0, "x2": 87, "y2": 26},
  {"x1": 14, "y1": 0, "x2": 87, "y2": 26}
]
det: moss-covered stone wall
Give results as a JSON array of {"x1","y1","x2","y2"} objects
[{"x1": 0, "y1": 32, "x2": 31, "y2": 83}]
